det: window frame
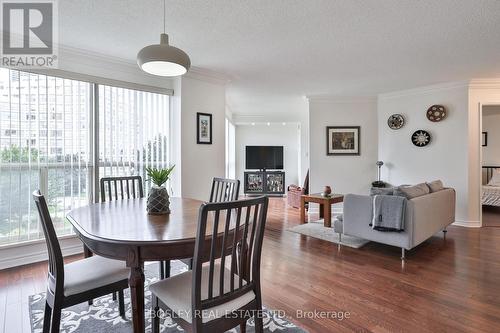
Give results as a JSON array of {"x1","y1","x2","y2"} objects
[{"x1": 0, "y1": 66, "x2": 174, "y2": 250}]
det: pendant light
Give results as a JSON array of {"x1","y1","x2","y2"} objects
[{"x1": 137, "y1": 0, "x2": 191, "y2": 76}]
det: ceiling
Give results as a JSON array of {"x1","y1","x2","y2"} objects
[{"x1": 59, "y1": 0, "x2": 500, "y2": 117}]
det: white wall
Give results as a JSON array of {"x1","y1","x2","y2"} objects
[
  {"x1": 378, "y1": 84, "x2": 470, "y2": 224},
  {"x1": 235, "y1": 123, "x2": 300, "y2": 191},
  {"x1": 180, "y1": 76, "x2": 226, "y2": 201},
  {"x1": 482, "y1": 106, "x2": 500, "y2": 165},
  {"x1": 308, "y1": 97, "x2": 378, "y2": 196}
]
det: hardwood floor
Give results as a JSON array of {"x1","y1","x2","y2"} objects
[{"x1": 2, "y1": 198, "x2": 500, "y2": 332}]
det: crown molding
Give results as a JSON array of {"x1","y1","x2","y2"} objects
[
  {"x1": 306, "y1": 95, "x2": 377, "y2": 103},
  {"x1": 59, "y1": 44, "x2": 230, "y2": 85},
  {"x1": 184, "y1": 67, "x2": 231, "y2": 85},
  {"x1": 468, "y1": 78, "x2": 500, "y2": 89},
  {"x1": 378, "y1": 80, "x2": 470, "y2": 100}
]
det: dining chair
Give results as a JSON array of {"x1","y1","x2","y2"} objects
[
  {"x1": 150, "y1": 195, "x2": 269, "y2": 333},
  {"x1": 100, "y1": 175, "x2": 144, "y2": 202},
  {"x1": 180, "y1": 177, "x2": 242, "y2": 271},
  {"x1": 33, "y1": 190, "x2": 129, "y2": 333},
  {"x1": 99, "y1": 175, "x2": 170, "y2": 279},
  {"x1": 209, "y1": 177, "x2": 240, "y2": 202}
]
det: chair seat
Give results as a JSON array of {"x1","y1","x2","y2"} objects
[
  {"x1": 63, "y1": 256, "x2": 129, "y2": 296},
  {"x1": 149, "y1": 263, "x2": 255, "y2": 323}
]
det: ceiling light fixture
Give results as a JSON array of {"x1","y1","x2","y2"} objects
[{"x1": 137, "y1": 0, "x2": 191, "y2": 76}]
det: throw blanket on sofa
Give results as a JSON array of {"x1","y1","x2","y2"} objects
[{"x1": 370, "y1": 195, "x2": 406, "y2": 232}]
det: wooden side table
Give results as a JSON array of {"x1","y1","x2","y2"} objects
[{"x1": 300, "y1": 193, "x2": 344, "y2": 227}]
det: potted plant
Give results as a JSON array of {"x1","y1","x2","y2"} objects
[{"x1": 145, "y1": 165, "x2": 175, "y2": 215}]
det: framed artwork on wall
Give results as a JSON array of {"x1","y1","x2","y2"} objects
[
  {"x1": 482, "y1": 132, "x2": 488, "y2": 147},
  {"x1": 197, "y1": 112, "x2": 212, "y2": 144},
  {"x1": 326, "y1": 126, "x2": 360, "y2": 155}
]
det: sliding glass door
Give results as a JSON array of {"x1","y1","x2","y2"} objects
[
  {"x1": 0, "y1": 68, "x2": 171, "y2": 246},
  {"x1": 98, "y1": 85, "x2": 170, "y2": 195},
  {"x1": 0, "y1": 69, "x2": 92, "y2": 244}
]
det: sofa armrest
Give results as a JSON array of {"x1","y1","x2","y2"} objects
[{"x1": 408, "y1": 188, "x2": 456, "y2": 247}]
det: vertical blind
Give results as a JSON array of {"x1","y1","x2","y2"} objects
[
  {"x1": 0, "y1": 68, "x2": 170, "y2": 246},
  {"x1": 98, "y1": 85, "x2": 170, "y2": 195}
]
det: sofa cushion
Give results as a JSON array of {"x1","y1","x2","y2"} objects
[
  {"x1": 426, "y1": 180, "x2": 444, "y2": 192},
  {"x1": 370, "y1": 187, "x2": 394, "y2": 196},
  {"x1": 394, "y1": 183, "x2": 429, "y2": 199}
]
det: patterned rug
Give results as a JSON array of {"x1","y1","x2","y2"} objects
[
  {"x1": 288, "y1": 220, "x2": 370, "y2": 248},
  {"x1": 29, "y1": 261, "x2": 307, "y2": 333}
]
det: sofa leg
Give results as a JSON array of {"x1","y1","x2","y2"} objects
[
  {"x1": 443, "y1": 228, "x2": 447, "y2": 239},
  {"x1": 401, "y1": 248, "x2": 405, "y2": 260}
]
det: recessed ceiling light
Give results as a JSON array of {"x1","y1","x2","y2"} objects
[{"x1": 267, "y1": 122, "x2": 270, "y2": 126}]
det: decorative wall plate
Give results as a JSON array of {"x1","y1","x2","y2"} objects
[
  {"x1": 427, "y1": 105, "x2": 446, "y2": 122},
  {"x1": 412, "y1": 130, "x2": 431, "y2": 147},
  {"x1": 387, "y1": 114, "x2": 405, "y2": 130}
]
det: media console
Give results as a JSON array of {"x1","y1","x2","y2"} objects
[{"x1": 244, "y1": 171, "x2": 285, "y2": 196}]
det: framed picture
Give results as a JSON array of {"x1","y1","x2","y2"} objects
[
  {"x1": 326, "y1": 126, "x2": 360, "y2": 155},
  {"x1": 197, "y1": 112, "x2": 212, "y2": 144},
  {"x1": 482, "y1": 132, "x2": 488, "y2": 147}
]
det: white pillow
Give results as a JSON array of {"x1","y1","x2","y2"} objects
[{"x1": 487, "y1": 169, "x2": 500, "y2": 186}]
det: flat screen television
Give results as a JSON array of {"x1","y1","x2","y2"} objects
[{"x1": 245, "y1": 146, "x2": 284, "y2": 170}]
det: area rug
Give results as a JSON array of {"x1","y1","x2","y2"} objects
[
  {"x1": 29, "y1": 261, "x2": 307, "y2": 333},
  {"x1": 288, "y1": 220, "x2": 369, "y2": 249}
]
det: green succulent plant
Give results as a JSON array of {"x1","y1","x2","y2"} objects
[{"x1": 146, "y1": 165, "x2": 175, "y2": 187}]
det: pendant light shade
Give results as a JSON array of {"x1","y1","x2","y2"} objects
[
  {"x1": 137, "y1": 33, "x2": 190, "y2": 76},
  {"x1": 137, "y1": 0, "x2": 191, "y2": 77}
]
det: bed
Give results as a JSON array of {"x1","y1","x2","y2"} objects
[{"x1": 482, "y1": 166, "x2": 500, "y2": 207}]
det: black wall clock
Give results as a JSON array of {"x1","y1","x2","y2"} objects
[
  {"x1": 412, "y1": 130, "x2": 431, "y2": 147},
  {"x1": 387, "y1": 114, "x2": 405, "y2": 130}
]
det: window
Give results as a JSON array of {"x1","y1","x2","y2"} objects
[
  {"x1": 0, "y1": 68, "x2": 171, "y2": 246},
  {"x1": 98, "y1": 85, "x2": 170, "y2": 195}
]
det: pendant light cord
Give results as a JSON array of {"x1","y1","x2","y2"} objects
[{"x1": 163, "y1": 0, "x2": 166, "y2": 33}]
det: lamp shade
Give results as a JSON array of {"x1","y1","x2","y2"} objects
[{"x1": 137, "y1": 33, "x2": 191, "y2": 77}]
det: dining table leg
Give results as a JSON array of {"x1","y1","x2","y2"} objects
[{"x1": 129, "y1": 265, "x2": 145, "y2": 333}]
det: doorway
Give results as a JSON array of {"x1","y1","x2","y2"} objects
[{"x1": 481, "y1": 105, "x2": 500, "y2": 227}]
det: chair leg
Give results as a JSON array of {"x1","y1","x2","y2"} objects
[
  {"x1": 188, "y1": 258, "x2": 193, "y2": 270},
  {"x1": 50, "y1": 306, "x2": 62, "y2": 333},
  {"x1": 159, "y1": 261, "x2": 165, "y2": 279},
  {"x1": 338, "y1": 233, "x2": 342, "y2": 243},
  {"x1": 240, "y1": 322, "x2": 246, "y2": 333},
  {"x1": 112, "y1": 292, "x2": 117, "y2": 301},
  {"x1": 88, "y1": 299, "x2": 93, "y2": 306},
  {"x1": 164, "y1": 260, "x2": 171, "y2": 278},
  {"x1": 118, "y1": 290, "x2": 125, "y2": 319},
  {"x1": 42, "y1": 301, "x2": 52, "y2": 333},
  {"x1": 152, "y1": 296, "x2": 160, "y2": 333},
  {"x1": 254, "y1": 311, "x2": 263, "y2": 333}
]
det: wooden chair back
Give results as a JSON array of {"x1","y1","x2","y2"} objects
[
  {"x1": 209, "y1": 177, "x2": 240, "y2": 202},
  {"x1": 33, "y1": 190, "x2": 64, "y2": 295},
  {"x1": 100, "y1": 176, "x2": 144, "y2": 202},
  {"x1": 191, "y1": 196, "x2": 268, "y2": 324}
]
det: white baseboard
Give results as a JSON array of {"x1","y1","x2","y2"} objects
[
  {"x1": 452, "y1": 220, "x2": 481, "y2": 228},
  {"x1": 0, "y1": 236, "x2": 83, "y2": 270}
]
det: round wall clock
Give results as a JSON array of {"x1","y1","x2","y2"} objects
[
  {"x1": 387, "y1": 114, "x2": 405, "y2": 130},
  {"x1": 427, "y1": 105, "x2": 446, "y2": 122},
  {"x1": 412, "y1": 130, "x2": 431, "y2": 147}
]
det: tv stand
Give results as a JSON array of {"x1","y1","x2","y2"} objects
[{"x1": 244, "y1": 170, "x2": 285, "y2": 196}]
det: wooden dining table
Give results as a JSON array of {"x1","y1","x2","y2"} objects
[{"x1": 66, "y1": 197, "x2": 215, "y2": 333}]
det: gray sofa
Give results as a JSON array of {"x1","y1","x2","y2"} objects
[{"x1": 334, "y1": 188, "x2": 456, "y2": 259}]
